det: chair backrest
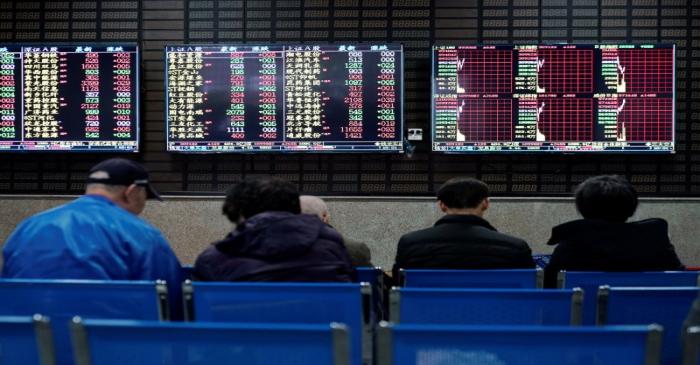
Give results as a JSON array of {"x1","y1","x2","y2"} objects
[
  {"x1": 559, "y1": 271, "x2": 699, "y2": 324},
  {"x1": 184, "y1": 281, "x2": 370, "y2": 365},
  {"x1": 390, "y1": 288, "x2": 583, "y2": 325},
  {"x1": 355, "y1": 266, "x2": 385, "y2": 320},
  {"x1": 377, "y1": 322, "x2": 663, "y2": 365},
  {"x1": 0, "y1": 279, "x2": 166, "y2": 365},
  {"x1": 0, "y1": 315, "x2": 54, "y2": 365},
  {"x1": 399, "y1": 268, "x2": 543, "y2": 288},
  {"x1": 71, "y1": 318, "x2": 349, "y2": 365},
  {"x1": 598, "y1": 286, "x2": 699, "y2": 365},
  {"x1": 683, "y1": 326, "x2": 700, "y2": 365}
]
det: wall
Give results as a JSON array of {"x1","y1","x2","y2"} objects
[
  {"x1": 0, "y1": 0, "x2": 698, "y2": 197},
  {"x1": 1, "y1": 196, "x2": 698, "y2": 269}
]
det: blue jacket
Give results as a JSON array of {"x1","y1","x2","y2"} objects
[
  {"x1": 2, "y1": 195, "x2": 184, "y2": 319},
  {"x1": 194, "y1": 211, "x2": 355, "y2": 282}
]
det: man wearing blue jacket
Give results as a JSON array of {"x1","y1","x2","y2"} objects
[{"x1": 1, "y1": 158, "x2": 183, "y2": 319}]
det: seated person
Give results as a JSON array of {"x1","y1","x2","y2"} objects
[
  {"x1": 2, "y1": 158, "x2": 183, "y2": 319},
  {"x1": 544, "y1": 175, "x2": 684, "y2": 287},
  {"x1": 300, "y1": 195, "x2": 372, "y2": 267},
  {"x1": 193, "y1": 177, "x2": 354, "y2": 282},
  {"x1": 392, "y1": 177, "x2": 535, "y2": 278}
]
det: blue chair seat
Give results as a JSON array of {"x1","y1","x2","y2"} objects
[
  {"x1": 71, "y1": 318, "x2": 349, "y2": 365},
  {"x1": 377, "y1": 322, "x2": 662, "y2": 365},
  {"x1": 559, "y1": 271, "x2": 699, "y2": 324},
  {"x1": 597, "y1": 286, "x2": 699, "y2": 365},
  {"x1": 184, "y1": 281, "x2": 370, "y2": 365},
  {"x1": 390, "y1": 288, "x2": 583, "y2": 325},
  {"x1": 0, "y1": 279, "x2": 167, "y2": 365},
  {"x1": 0, "y1": 315, "x2": 54, "y2": 365}
]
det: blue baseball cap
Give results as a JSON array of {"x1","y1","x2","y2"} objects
[{"x1": 86, "y1": 158, "x2": 162, "y2": 201}]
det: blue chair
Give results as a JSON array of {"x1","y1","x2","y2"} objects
[
  {"x1": 376, "y1": 322, "x2": 663, "y2": 365},
  {"x1": 390, "y1": 288, "x2": 583, "y2": 325},
  {"x1": 71, "y1": 318, "x2": 349, "y2": 365},
  {"x1": 683, "y1": 326, "x2": 700, "y2": 365},
  {"x1": 181, "y1": 265, "x2": 194, "y2": 281},
  {"x1": 184, "y1": 281, "x2": 370, "y2": 365},
  {"x1": 399, "y1": 268, "x2": 543, "y2": 288},
  {"x1": 356, "y1": 266, "x2": 385, "y2": 320},
  {"x1": 0, "y1": 315, "x2": 54, "y2": 365},
  {"x1": 558, "y1": 271, "x2": 699, "y2": 324},
  {"x1": 0, "y1": 279, "x2": 167, "y2": 365},
  {"x1": 597, "y1": 286, "x2": 699, "y2": 365}
]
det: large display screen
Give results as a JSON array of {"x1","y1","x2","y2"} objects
[
  {"x1": 165, "y1": 44, "x2": 403, "y2": 152},
  {"x1": 0, "y1": 44, "x2": 139, "y2": 151},
  {"x1": 432, "y1": 44, "x2": 675, "y2": 153}
]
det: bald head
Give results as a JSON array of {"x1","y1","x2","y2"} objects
[{"x1": 300, "y1": 195, "x2": 330, "y2": 224}]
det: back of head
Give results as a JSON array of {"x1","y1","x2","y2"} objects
[
  {"x1": 222, "y1": 177, "x2": 300, "y2": 222},
  {"x1": 299, "y1": 195, "x2": 328, "y2": 219},
  {"x1": 575, "y1": 175, "x2": 638, "y2": 222},
  {"x1": 437, "y1": 177, "x2": 489, "y2": 209}
]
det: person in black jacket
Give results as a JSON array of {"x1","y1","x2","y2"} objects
[
  {"x1": 392, "y1": 177, "x2": 535, "y2": 278},
  {"x1": 193, "y1": 177, "x2": 355, "y2": 282},
  {"x1": 544, "y1": 175, "x2": 684, "y2": 288}
]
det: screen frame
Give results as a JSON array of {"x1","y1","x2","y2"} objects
[
  {"x1": 163, "y1": 43, "x2": 405, "y2": 154},
  {"x1": 430, "y1": 43, "x2": 676, "y2": 154},
  {"x1": 0, "y1": 42, "x2": 141, "y2": 153}
]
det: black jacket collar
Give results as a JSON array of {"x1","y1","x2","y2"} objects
[{"x1": 435, "y1": 214, "x2": 497, "y2": 231}]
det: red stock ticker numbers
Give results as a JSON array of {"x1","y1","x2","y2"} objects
[
  {"x1": 432, "y1": 44, "x2": 675, "y2": 153},
  {"x1": 165, "y1": 44, "x2": 403, "y2": 152},
  {"x1": 0, "y1": 45, "x2": 139, "y2": 152}
]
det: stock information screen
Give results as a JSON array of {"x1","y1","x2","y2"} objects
[
  {"x1": 432, "y1": 44, "x2": 675, "y2": 153},
  {"x1": 0, "y1": 45, "x2": 139, "y2": 151},
  {"x1": 165, "y1": 44, "x2": 403, "y2": 152}
]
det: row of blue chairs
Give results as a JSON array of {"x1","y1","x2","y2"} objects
[
  {"x1": 4, "y1": 314, "x2": 683, "y2": 365},
  {"x1": 2, "y1": 269, "x2": 699, "y2": 364}
]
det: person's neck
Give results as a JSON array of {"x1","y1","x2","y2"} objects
[{"x1": 443, "y1": 208, "x2": 484, "y2": 217}]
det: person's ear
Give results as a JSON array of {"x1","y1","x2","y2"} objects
[
  {"x1": 322, "y1": 211, "x2": 330, "y2": 224},
  {"x1": 437, "y1": 200, "x2": 449, "y2": 213},
  {"x1": 481, "y1": 197, "x2": 490, "y2": 212}
]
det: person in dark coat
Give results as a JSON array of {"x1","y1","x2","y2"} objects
[
  {"x1": 392, "y1": 177, "x2": 535, "y2": 278},
  {"x1": 544, "y1": 175, "x2": 684, "y2": 288},
  {"x1": 193, "y1": 177, "x2": 354, "y2": 282}
]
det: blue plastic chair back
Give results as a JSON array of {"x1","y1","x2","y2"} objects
[
  {"x1": 560, "y1": 271, "x2": 698, "y2": 324},
  {"x1": 391, "y1": 288, "x2": 582, "y2": 325},
  {"x1": 355, "y1": 267, "x2": 384, "y2": 320},
  {"x1": 0, "y1": 279, "x2": 165, "y2": 365},
  {"x1": 377, "y1": 323, "x2": 662, "y2": 365},
  {"x1": 71, "y1": 319, "x2": 349, "y2": 365},
  {"x1": 0, "y1": 315, "x2": 54, "y2": 365},
  {"x1": 181, "y1": 265, "x2": 194, "y2": 281},
  {"x1": 186, "y1": 281, "x2": 368, "y2": 365},
  {"x1": 598, "y1": 286, "x2": 699, "y2": 365},
  {"x1": 400, "y1": 268, "x2": 543, "y2": 288}
]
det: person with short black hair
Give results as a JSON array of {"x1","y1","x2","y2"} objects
[
  {"x1": 544, "y1": 175, "x2": 684, "y2": 287},
  {"x1": 392, "y1": 177, "x2": 535, "y2": 277},
  {"x1": 193, "y1": 177, "x2": 354, "y2": 282}
]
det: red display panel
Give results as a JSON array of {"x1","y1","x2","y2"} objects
[{"x1": 432, "y1": 44, "x2": 675, "y2": 153}]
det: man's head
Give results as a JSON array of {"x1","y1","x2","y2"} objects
[
  {"x1": 85, "y1": 158, "x2": 161, "y2": 215},
  {"x1": 300, "y1": 195, "x2": 330, "y2": 224},
  {"x1": 222, "y1": 177, "x2": 300, "y2": 223},
  {"x1": 436, "y1": 177, "x2": 490, "y2": 216},
  {"x1": 575, "y1": 175, "x2": 638, "y2": 222}
]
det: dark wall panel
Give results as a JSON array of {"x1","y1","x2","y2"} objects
[{"x1": 0, "y1": 0, "x2": 698, "y2": 196}]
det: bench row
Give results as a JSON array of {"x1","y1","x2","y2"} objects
[
  {"x1": 1, "y1": 277, "x2": 699, "y2": 364},
  {"x1": 3, "y1": 315, "x2": 681, "y2": 365}
]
